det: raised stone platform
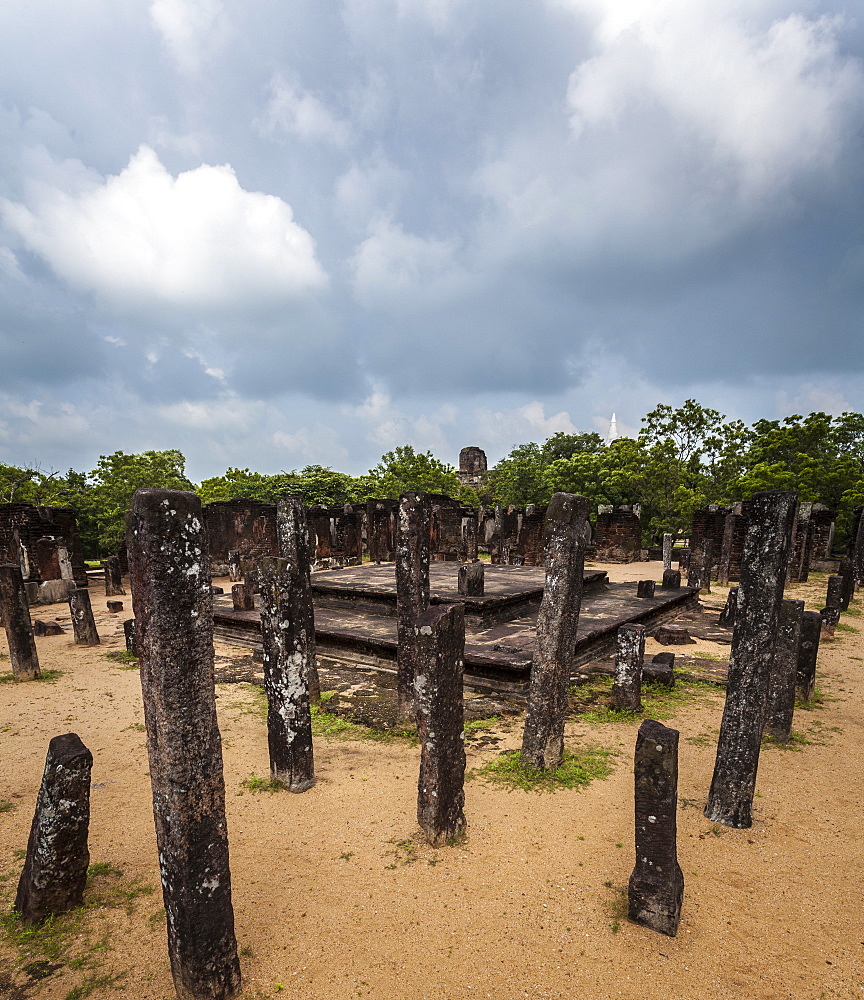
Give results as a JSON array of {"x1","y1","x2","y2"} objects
[{"x1": 213, "y1": 563, "x2": 699, "y2": 695}]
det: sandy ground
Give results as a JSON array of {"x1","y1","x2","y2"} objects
[{"x1": 1, "y1": 561, "x2": 862, "y2": 1000}]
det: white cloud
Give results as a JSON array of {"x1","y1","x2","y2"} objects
[
  {"x1": 2, "y1": 146, "x2": 328, "y2": 310},
  {"x1": 258, "y1": 74, "x2": 350, "y2": 145},
  {"x1": 565, "y1": 2, "x2": 863, "y2": 195},
  {"x1": 149, "y1": 0, "x2": 228, "y2": 75},
  {"x1": 475, "y1": 401, "x2": 578, "y2": 454}
]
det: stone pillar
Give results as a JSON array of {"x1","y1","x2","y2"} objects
[
  {"x1": 643, "y1": 652, "x2": 675, "y2": 687},
  {"x1": 611, "y1": 623, "x2": 645, "y2": 711},
  {"x1": 661, "y1": 569, "x2": 681, "y2": 590},
  {"x1": 68, "y1": 588, "x2": 100, "y2": 646},
  {"x1": 717, "y1": 514, "x2": 736, "y2": 587},
  {"x1": 458, "y1": 561, "x2": 484, "y2": 597},
  {"x1": 276, "y1": 498, "x2": 320, "y2": 703},
  {"x1": 462, "y1": 516, "x2": 478, "y2": 562},
  {"x1": 227, "y1": 550, "x2": 242, "y2": 583},
  {"x1": 849, "y1": 506, "x2": 863, "y2": 585},
  {"x1": 414, "y1": 603, "x2": 467, "y2": 847},
  {"x1": 0, "y1": 563, "x2": 40, "y2": 680},
  {"x1": 704, "y1": 490, "x2": 797, "y2": 829},
  {"x1": 627, "y1": 720, "x2": 683, "y2": 937},
  {"x1": 102, "y1": 555, "x2": 125, "y2": 596},
  {"x1": 662, "y1": 534, "x2": 673, "y2": 572},
  {"x1": 126, "y1": 489, "x2": 241, "y2": 1000},
  {"x1": 677, "y1": 548, "x2": 691, "y2": 571},
  {"x1": 718, "y1": 587, "x2": 738, "y2": 629},
  {"x1": 124, "y1": 619, "x2": 137, "y2": 657},
  {"x1": 256, "y1": 556, "x2": 315, "y2": 792},
  {"x1": 636, "y1": 580, "x2": 655, "y2": 598},
  {"x1": 231, "y1": 584, "x2": 254, "y2": 611},
  {"x1": 764, "y1": 599, "x2": 804, "y2": 743},
  {"x1": 14, "y1": 733, "x2": 92, "y2": 924},
  {"x1": 521, "y1": 494, "x2": 590, "y2": 770},
  {"x1": 687, "y1": 539, "x2": 712, "y2": 592},
  {"x1": 837, "y1": 558, "x2": 855, "y2": 611},
  {"x1": 825, "y1": 575, "x2": 844, "y2": 610},
  {"x1": 396, "y1": 492, "x2": 431, "y2": 726},
  {"x1": 820, "y1": 606, "x2": 840, "y2": 639},
  {"x1": 35, "y1": 537, "x2": 61, "y2": 580},
  {"x1": 796, "y1": 611, "x2": 821, "y2": 703}
]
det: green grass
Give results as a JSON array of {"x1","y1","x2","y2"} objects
[
  {"x1": 0, "y1": 669, "x2": 63, "y2": 684},
  {"x1": 463, "y1": 716, "x2": 501, "y2": 738},
  {"x1": 835, "y1": 622, "x2": 859, "y2": 634},
  {"x1": 574, "y1": 677, "x2": 720, "y2": 724},
  {"x1": 240, "y1": 774, "x2": 287, "y2": 793},
  {"x1": 103, "y1": 651, "x2": 138, "y2": 669},
  {"x1": 689, "y1": 650, "x2": 729, "y2": 662},
  {"x1": 0, "y1": 801, "x2": 15, "y2": 814},
  {"x1": 795, "y1": 686, "x2": 826, "y2": 711},
  {"x1": 468, "y1": 746, "x2": 616, "y2": 793}
]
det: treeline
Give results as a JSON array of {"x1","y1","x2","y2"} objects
[{"x1": 3, "y1": 401, "x2": 863, "y2": 558}]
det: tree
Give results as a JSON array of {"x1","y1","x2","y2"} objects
[{"x1": 358, "y1": 446, "x2": 470, "y2": 501}]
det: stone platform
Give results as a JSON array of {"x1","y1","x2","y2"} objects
[{"x1": 213, "y1": 563, "x2": 699, "y2": 695}]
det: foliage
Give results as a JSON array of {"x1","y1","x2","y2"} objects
[
  {"x1": 357, "y1": 445, "x2": 473, "y2": 502},
  {"x1": 468, "y1": 746, "x2": 616, "y2": 792}
]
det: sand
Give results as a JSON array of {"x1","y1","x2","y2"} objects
[{"x1": 1, "y1": 562, "x2": 862, "y2": 1000}]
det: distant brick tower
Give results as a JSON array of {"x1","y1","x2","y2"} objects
[{"x1": 458, "y1": 447, "x2": 487, "y2": 489}]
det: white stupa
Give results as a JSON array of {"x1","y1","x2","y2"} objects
[{"x1": 606, "y1": 412, "x2": 619, "y2": 444}]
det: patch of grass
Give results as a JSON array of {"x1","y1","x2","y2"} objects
[
  {"x1": 0, "y1": 669, "x2": 63, "y2": 685},
  {"x1": 796, "y1": 686, "x2": 826, "y2": 711},
  {"x1": 463, "y1": 716, "x2": 501, "y2": 738},
  {"x1": 835, "y1": 622, "x2": 859, "y2": 634},
  {"x1": 85, "y1": 863, "x2": 154, "y2": 914},
  {"x1": 64, "y1": 969, "x2": 126, "y2": 999},
  {"x1": 468, "y1": 746, "x2": 616, "y2": 793},
  {"x1": 603, "y1": 881, "x2": 629, "y2": 933},
  {"x1": 0, "y1": 801, "x2": 15, "y2": 814},
  {"x1": 241, "y1": 774, "x2": 286, "y2": 793},
  {"x1": 104, "y1": 651, "x2": 138, "y2": 669},
  {"x1": 574, "y1": 677, "x2": 719, "y2": 724},
  {"x1": 690, "y1": 650, "x2": 729, "y2": 662},
  {"x1": 684, "y1": 734, "x2": 714, "y2": 747}
]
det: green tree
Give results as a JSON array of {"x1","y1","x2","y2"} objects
[{"x1": 358, "y1": 446, "x2": 470, "y2": 501}]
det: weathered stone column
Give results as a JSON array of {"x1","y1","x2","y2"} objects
[
  {"x1": 796, "y1": 611, "x2": 822, "y2": 702},
  {"x1": 820, "y1": 605, "x2": 840, "y2": 639},
  {"x1": 643, "y1": 652, "x2": 675, "y2": 688},
  {"x1": 462, "y1": 516, "x2": 478, "y2": 562},
  {"x1": 718, "y1": 587, "x2": 738, "y2": 629},
  {"x1": 611, "y1": 623, "x2": 645, "y2": 711},
  {"x1": 458, "y1": 561, "x2": 484, "y2": 597},
  {"x1": 227, "y1": 550, "x2": 242, "y2": 583},
  {"x1": 396, "y1": 492, "x2": 431, "y2": 726},
  {"x1": 687, "y1": 539, "x2": 712, "y2": 592},
  {"x1": 15, "y1": 733, "x2": 92, "y2": 924},
  {"x1": 256, "y1": 556, "x2": 315, "y2": 791},
  {"x1": 661, "y1": 569, "x2": 681, "y2": 589},
  {"x1": 231, "y1": 584, "x2": 254, "y2": 611},
  {"x1": 764, "y1": 599, "x2": 804, "y2": 743},
  {"x1": 414, "y1": 603, "x2": 467, "y2": 846},
  {"x1": 276, "y1": 497, "x2": 320, "y2": 703},
  {"x1": 628, "y1": 719, "x2": 683, "y2": 937},
  {"x1": 705, "y1": 490, "x2": 797, "y2": 829},
  {"x1": 0, "y1": 563, "x2": 40, "y2": 680},
  {"x1": 851, "y1": 506, "x2": 864, "y2": 585},
  {"x1": 68, "y1": 588, "x2": 100, "y2": 646},
  {"x1": 123, "y1": 619, "x2": 137, "y2": 657},
  {"x1": 102, "y1": 555, "x2": 125, "y2": 596},
  {"x1": 126, "y1": 489, "x2": 241, "y2": 1000},
  {"x1": 636, "y1": 580, "x2": 655, "y2": 598},
  {"x1": 677, "y1": 548, "x2": 691, "y2": 571},
  {"x1": 826, "y1": 574, "x2": 844, "y2": 610},
  {"x1": 838, "y1": 557, "x2": 855, "y2": 611},
  {"x1": 521, "y1": 494, "x2": 590, "y2": 770},
  {"x1": 662, "y1": 534, "x2": 673, "y2": 572},
  {"x1": 717, "y1": 514, "x2": 736, "y2": 587}
]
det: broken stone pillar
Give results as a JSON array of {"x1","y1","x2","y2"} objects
[
  {"x1": 611, "y1": 623, "x2": 645, "y2": 711},
  {"x1": 643, "y1": 652, "x2": 675, "y2": 688},
  {"x1": 820, "y1": 605, "x2": 840, "y2": 639},
  {"x1": 687, "y1": 539, "x2": 712, "y2": 592},
  {"x1": 68, "y1": 589, "x2": 100, "y2": 646},
  {"x1": 764, "y1": 599, "x2": 804, "y2": 743},
  {"x1": 14, "y1": 733, "x2": 92, "y2": 924},
  {"x1": 123, "y1": 619, "x2": 137, "y2": 657},
  {"x1": 275, "y1": 497, "x2": 320, "y2": 703},
  {"x1": 838, "y1": 558, "x2": 855, "y2": 611},
  {"x1": 521, "y1": 494, "x2": 590, "y2": 770},
  {"x1": 677, "y1": 548, "x2": 691, "y2": 571},
  {"x1": 231, "y1": 584, "x2": 254, "y2": 611},
  {"x1": 33, "y1": 620, "x2": 64, "y2": 636},
  {"x1": 126, "y1": 488, "x2": 241, "y2": 1000},
  {"x1": 256, "y1": 555, "x2": 315, "y2": 792},
  {"x1": 636, "y1": 580, "x2": 655, "y2": 599},
  {"x1": 653, "y1": 625, "x2": 695, "y2": 645},
  {"x1": 826, "y1": 574, "x2": 844, "y2": 610},
  {"x1": 107, "y1": 600, "x2": 123, "y2": 613},
  {"x1": 414, "y1": 603, "x2": 467, "y2": 847},
  {"x1": 628, "y1": 719, "x2": 684, "y2": 937},
  {"x1": 396, "y1": 492, "x2": 431, "y2": 726},
  {"x1": 458, "y1": 561, "x2": 484, "y2": 597},
  {"x1": 718, "y1": 587, "x2": 738, "y2": 629},
  {"x1": 462, "y1": 516, "x2": 478, "y2": 562},
  {"x1": 852, "y1": 506, "x2": 864, "y2": 585},
  {"x1": 796, "y1": 611, "x2": 821, "y2": 703},
  {"x1": 704, "y1": 490, "x2": 797, "y2": 829},
  {"x1": 243, "y1": 569, "x2": 259, "y2": 597},
  {"x1": 661, "y1": 569, "x2": 681, "y2": 590},
  {"x1": 34, "y1": 537, "x2": 61, "y2": 581},
  {"x1": 102, "y1": 555, "x2": 125, "y2": 596},
  {"x1": 662, "y1": 534, "x2": 673, "y2": 572},
  {"x1": 227, "y1": 550, "x2": 242, "y2": 583},
  {"x1": 0, "y1": 563, "x2": 41, "y2": 680}
]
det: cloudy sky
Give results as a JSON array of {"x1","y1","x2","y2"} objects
[{"x1": 1, "y1": 0, "x2": 862, "y2": 480}]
